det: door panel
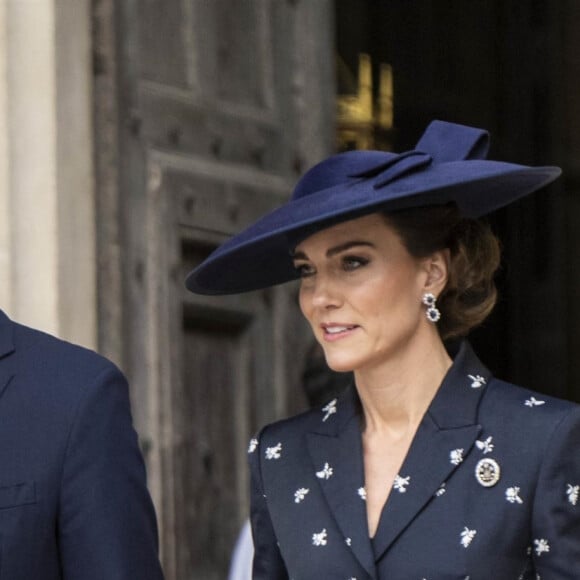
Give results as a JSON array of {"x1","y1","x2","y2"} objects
[{"x1": 103, "y1": 1, "x2": 335, "y2": 577}]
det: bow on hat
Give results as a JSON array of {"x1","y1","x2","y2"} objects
[
  {"x1": 292, "y1": 120, "x2": 490, "y2": 200},
  {"x1": 186, "y1": 120, "x2": 561, "y2": 295}
]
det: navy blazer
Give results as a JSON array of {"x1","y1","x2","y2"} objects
[
  {"x1": 249, "y1": 342, "x2": 580, "y2": 579},
  {"x1": 0, "y1": 311, "x2": 164, "y2": 579}
]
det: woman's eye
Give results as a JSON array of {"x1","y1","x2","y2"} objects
[
  {"x1": 342, "y1": 256, "x2": 368, "y2": 271},
  {"x1": 294, "y1": 263, "x2": 315, "y2": 278}
]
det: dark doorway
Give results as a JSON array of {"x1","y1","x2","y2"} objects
[{"x1": 335, "y1": 0, "x2": 576, "y2": 401}]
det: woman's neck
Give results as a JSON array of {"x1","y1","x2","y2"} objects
[{"x1": 355, "y1": 334, "x2": 452, "y2": 437}]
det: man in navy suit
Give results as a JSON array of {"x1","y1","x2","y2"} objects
[{"x1": 0, "y1": 310, "x2": 164, "y2": 579}]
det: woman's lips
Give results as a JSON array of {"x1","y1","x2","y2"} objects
[{"x1": 321, "y1": 324, "x2": 359, "y2": 342}]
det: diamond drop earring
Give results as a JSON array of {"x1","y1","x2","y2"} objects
[{"x1": 422, "y1": 292, "x2": 441, "y2": 323}]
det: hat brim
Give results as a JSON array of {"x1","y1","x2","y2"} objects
[{"x1": 186, "y1": 160, "x2": 560, "y2": 295}]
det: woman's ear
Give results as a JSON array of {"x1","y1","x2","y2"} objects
[{"x1": 422, "y1": 249, "x2": 450, "y2": 295}]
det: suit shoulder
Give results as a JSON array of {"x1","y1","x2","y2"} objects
[
  {"x1": 8, "y1": 318, "x2": 123, "y2": 392},
  {"x1": 0, "y1": 316, "x2": 130, "y2": 440}
]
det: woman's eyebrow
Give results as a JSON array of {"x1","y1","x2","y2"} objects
[
  {"x1": 326, "y1": 240, "x2": 375, "y2": 257},
  {"x1": 290, "y1": 249, "x2": 307, "y2": 261},
  {"x1": 291, "y1": 240, "x2": 375, "y2": 261}
]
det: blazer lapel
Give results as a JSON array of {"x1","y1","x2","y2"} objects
[
  {"x1": 372, "y1": 341, "x2": 490, "y2": 562},
  {"x1": 371, "y1": 416, "x2": 481, "y2": 560},
  {"x1": 306, "y1": 388, "x2": 378, "y2": 580}
]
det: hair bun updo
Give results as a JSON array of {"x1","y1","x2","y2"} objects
[{"x1": 383, "y1": 204, "x2": 501, "y2": 340}]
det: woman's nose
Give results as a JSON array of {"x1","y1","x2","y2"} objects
[{"x1": 310, "y1": 276, "x2": 341, "y2": 309}]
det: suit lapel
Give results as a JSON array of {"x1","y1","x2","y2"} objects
[
  {"x1": 0, "y1": 310, "x2": 15, "y2": 400},
  {"x1": 307, "y1": 388, "x2": 378, "y2": 580},
  {"x1": 372, "y1": 341, "x2": 490, "y2": 562}
]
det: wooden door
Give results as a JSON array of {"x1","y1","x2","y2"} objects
[{"x1": 93, "y1": 1, "x2": 335, "y2": 578}]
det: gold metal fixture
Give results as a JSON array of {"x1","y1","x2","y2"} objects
[{"x1": 337, "y1": 53, "x2": 394, "y2": 151}]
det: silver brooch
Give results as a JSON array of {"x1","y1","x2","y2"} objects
[{"x1": 475, "y1": 458, "x2": 501, "y2": 487}]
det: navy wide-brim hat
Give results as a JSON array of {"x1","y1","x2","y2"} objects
[{"x1": 186, "y1": 120, "x2": 561, "y2": 295}]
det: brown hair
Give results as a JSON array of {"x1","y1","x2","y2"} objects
[{"x1": 383, "y1": 204, "x2": 501, "y2": 340}]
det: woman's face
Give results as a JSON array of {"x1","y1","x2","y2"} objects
[{"x1": 293, "y1": 213, "x2": 445, "y2": 374}]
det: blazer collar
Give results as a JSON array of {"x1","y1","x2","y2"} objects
[
  {"x1": 427, "y1": 339, "x2": 490, "y2": 428},
  {"x1": 308, "y1": 341, "x2": 489, "y2": 437},
  {"x1": 307, "y1": 341, "x2": 490, "y2": 572}
]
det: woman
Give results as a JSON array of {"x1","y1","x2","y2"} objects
[{"x1": 186, "y1": 121, "x2": 580, "y2": 579}]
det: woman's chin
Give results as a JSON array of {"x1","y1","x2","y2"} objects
[{"x1": 324, "y1": 356, "x2": 358, "y2": 373}]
